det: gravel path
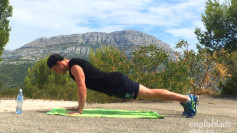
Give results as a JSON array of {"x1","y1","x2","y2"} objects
[{"x1": 0, "y1": 95, "x2": 237, "y2": 133}]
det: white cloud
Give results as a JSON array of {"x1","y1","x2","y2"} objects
[
  {"x1": 10, "y1": 0, "x2": 207, "y2": 28},
  {"x1": 6, "y1": 0, "x2": 210, "y2": 50},
  {"x1": 166, "y1": 28, "x2": 196, "y2": 39}
]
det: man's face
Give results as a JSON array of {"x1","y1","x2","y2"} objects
[{"x1": 51, "y1": 62, "x2": 66, "y2": 74}]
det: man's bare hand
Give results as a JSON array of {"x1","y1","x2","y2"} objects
[
  {"x1": 66, "y1": 111, "x2": 81, "y2": 116},
  {"x1": 66, "y1": 107, "x2": 78, "y2": 111}
]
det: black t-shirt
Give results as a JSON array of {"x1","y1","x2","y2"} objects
[{"x1": 69, "y1": 58, "x2": 124, "y2": 96}]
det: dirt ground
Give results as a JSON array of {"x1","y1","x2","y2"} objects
[{"x1": 0, "y1": 95, "x2": 237, "y2": 133}]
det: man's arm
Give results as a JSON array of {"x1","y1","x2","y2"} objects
[{"x1": 70, "y1": 65, "x2": 87, "y2": 114}]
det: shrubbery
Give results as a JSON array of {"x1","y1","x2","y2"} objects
[
  {"x1": 1, "y1": 44, "x2": 234, "y2": 102},
  {"x1": 22, "y1": 55, "x2": 128, "y2": 103},
  {"x1": 219, "y1": 51, "x2": 237, "y2": 94},
  {"x1": 23, "y1": 57, "x2": 77, "y2": 100},
  {"x1": 90, "y1": 45, "x2": 190, "y2": 94}
]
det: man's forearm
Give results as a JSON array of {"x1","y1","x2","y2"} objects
[
  {"x1": 78, "y1": 88, "x2": 87, "y2": 114},
  {"x1": 78, "y1": 97, "x2": 86, "y2": 113}
]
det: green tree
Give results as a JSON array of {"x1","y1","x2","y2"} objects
[
  {"x1": 90, "y1": 45, "x2": 191, "y2": 94},
  {"x1": 195, "y1": 0, "x2": 237, "y2": 52},
  {"x1": 0, "y1": 0, "x2": 12, "y2": 61},
  {"x1": 23, "y1": 55, "x2": 123, "y2": 103},
  {"x1": 89, "y1": 46, "x2": 130, "y2": 102},
  {"x1": 219, "y1": 51, "x2": 237, "y2": 94},
  {"x1": 90, "y1": 45, "x2": 131, "y2": 74},
  {"x1": 195, "y1": 0, "x2": 237, "y2": 94},
  {"x1": 176, "y1": 40, "x2": 228, "y2": 94},
  {"x1": 23, "y1": 57, "x2": 77, "y2": 100}
]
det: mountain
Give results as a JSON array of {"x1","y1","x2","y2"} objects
[
  {"x1": 0, "y1": 30, "x2": 175, "y2": 88},
  {"x1": 1, "y1": 30, "x2": 174, "y2": 64}
]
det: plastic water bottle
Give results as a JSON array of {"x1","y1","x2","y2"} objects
[{"x1": 16, "y1": 89, "x2": 24, "y2": 114}]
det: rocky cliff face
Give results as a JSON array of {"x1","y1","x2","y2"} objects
[{"x1": 1, "y1": 30, "x2": 174, "y2": 64}]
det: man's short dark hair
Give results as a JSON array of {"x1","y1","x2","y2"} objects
[{"x1": 47, "y1": 53, "x2": 64, "y2": 68}]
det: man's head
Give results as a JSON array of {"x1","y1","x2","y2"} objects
[
  {"x1": 47, "y1": 53, "x2": 67, "y2": 73},
  {"x1": 47, "y1": 53, "x2": 64, "y2": 68}
]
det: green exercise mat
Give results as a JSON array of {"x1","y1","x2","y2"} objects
[{"x1": 47, "y1": 108, "x2": 164, "y2": 119}]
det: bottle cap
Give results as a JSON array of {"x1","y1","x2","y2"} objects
[{"x1": 20, "y1": 89, "x2": 22, "y2": 93}]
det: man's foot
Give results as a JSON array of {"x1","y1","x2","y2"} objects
[{"x1": 181, "y1": 94, "x2": 199, "y2": 118}]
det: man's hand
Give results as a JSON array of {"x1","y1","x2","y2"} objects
[
  {"x1": 66, "y1": 111, "x2": 81, "y2": 116},
  {"x1": 66, "y1": 107, "x2": 82, "y2": 116}
]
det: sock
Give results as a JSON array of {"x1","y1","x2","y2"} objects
[{"x1": 185, "y1": 96, "x2": 191, "y2": 103}]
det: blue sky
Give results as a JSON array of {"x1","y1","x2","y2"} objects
[{"x1": 6, "y1": 0, "x2": 225, "y2": 51}]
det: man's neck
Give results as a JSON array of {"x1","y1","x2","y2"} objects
[{"x1": 63, "y1": 59, "x2": 70, "y2": 71}]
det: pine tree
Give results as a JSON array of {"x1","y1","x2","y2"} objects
[{"x1": 0, "y1": 0, "x2": 12, "y2": 61}]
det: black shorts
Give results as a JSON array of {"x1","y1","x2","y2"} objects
[{"x1": 114, "y1": 75, "x2": 139, "y2": 99}]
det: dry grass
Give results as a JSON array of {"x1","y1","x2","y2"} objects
[{"x1": 195, "y1": 89, "x2": 220, "y2": 95}]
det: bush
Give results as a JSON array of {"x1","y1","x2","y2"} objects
[
  {"x1": 20, "y1": 44, "x2": 232, "y2": 103},
  {"x1": 23, "y1": 57, "x2": 78, "y2": 100},
  {"x1": 220, "y1": 51, "x2": 237, "y2": 94},
  {"x1": 89, "y1": 46, "x2": 130, "y2": 102},
  {"x1": 0, "y1": 88, "x2": 19, "y2": 99},
  {"x1": 23, "y1": 54, "x2": 127, "y2": 103},
  {"x1": 129, "y1": 45, "x2": 190, "y2": 93},
  {"x1": 90, "y1": 45, "x2": 191, "y2": 94}
]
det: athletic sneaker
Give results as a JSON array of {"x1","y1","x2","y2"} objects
[
  {"x1": 180, "y1": 94, "x2": 199, "y2": 118},
  {"x1": 180, "y1": 103, "x2": 188, "y2": 116}
]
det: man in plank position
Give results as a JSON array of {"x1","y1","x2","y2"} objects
[{"x1": 47, "y1": 53, "x2": 199, "y2": 118}]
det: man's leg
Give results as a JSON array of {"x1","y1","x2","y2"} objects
[
  {"x1": 137, "y1": 84, "x2": 199, "y2": 118},
  {"x1": 137, "y1": 84, "x2": 188, "y2": 103}
]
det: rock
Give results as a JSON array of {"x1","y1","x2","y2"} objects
[{"x1": 1, "y1": 30, "x2": 174, "y2": 64}]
